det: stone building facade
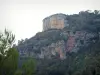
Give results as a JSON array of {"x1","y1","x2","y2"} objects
[{"x1": 43, "y1": 13, "x2": 69, "y2": 31}]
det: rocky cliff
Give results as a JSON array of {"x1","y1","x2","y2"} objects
[
  {"x1": 16, "y1": 11, "x2": 100, "y2": 59},
  {"x1": 43, "y1": 13, "x2": 69, "y2": 31}
]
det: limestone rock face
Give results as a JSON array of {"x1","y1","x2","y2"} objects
[
  {"x1": 43, "y1": 13, "x2": 69, "y2": 31},
  {"x1": 39, "y1": 40, "x2": 66, "y2": 59}
]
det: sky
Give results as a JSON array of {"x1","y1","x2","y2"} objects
[{"x1": 0, "y1": 0, "x2": 100, "y2": 43}]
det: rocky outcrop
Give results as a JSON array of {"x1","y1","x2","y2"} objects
[
  {"x1": 43, "y1": 13, "x2": 69, "y2": 31},
  {"x1": 39, "y1": 40, "x2": 66, "y2": 59}
]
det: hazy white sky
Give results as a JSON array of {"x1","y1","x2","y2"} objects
[{"x1": 0, "y1": 0, "x2": 100, "y2": 43}]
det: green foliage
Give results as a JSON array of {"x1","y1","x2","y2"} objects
[
  {"x1": 0, "y1": 29, "x2": 18, "y2": 75},
  {"x1": 1, "y1": 48, "x2": 19, "y2": 75},
  {"x1": 22, "y1": 58, "x2": 36, "y2": 75},
  {"x1": 14, "y1": 70, "x2": 23, "y2": 75},
  {"x1": 0, "y1": 29, "x2": 36, "y2": 75},
  {"x1": 0, "y1": 29, "x2": 15, "y2": 56},
  {"x1": 67, "y1": 10, "x2": 100, "y2": 32}
]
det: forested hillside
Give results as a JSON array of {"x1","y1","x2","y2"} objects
[
  {"x1": 16, "y1": 10, "x2": 100, "y2": 75},
  {"x1": 17, "y1": 10, "x2": 100, "y2": 59}
]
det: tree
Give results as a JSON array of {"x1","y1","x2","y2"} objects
[
  {"x1": 0, "y1": 29, "x2": 18, "y2": 75},
  {"x1": 0, "y1": 29, "x2": 36, "y2": 75},
  {"x1": 94, "y1": 10, "x2": 100, "y2": 15},
  {"x1": 0, "y1": 29, "x2": 15, "y2": 56},
  {"x1": 22, "y1": 58, "x2": 36, "y2": 75},
  {"x1": 2, "y1": 48, "x2": 19, "y2": 75}
]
